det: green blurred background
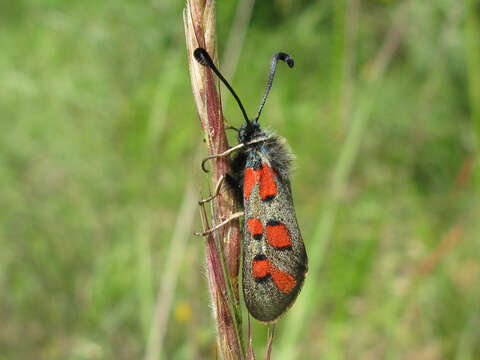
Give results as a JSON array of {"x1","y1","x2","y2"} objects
[{"x1": 1, "y1": 0, "x2": 479, "y2": 359}]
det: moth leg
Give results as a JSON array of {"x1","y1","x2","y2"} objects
[
  {"x1": 194, "y1": 211, "x2": 244, "y2": 237},
  {"x1": 201, "y1": 142, "x2": 246, "y2": 173},
  {"x1": 198, "y1": 173, "x2": 243, "y2": 207},
  {"x1": 198, "y1": 174, "x2": 226, "y2": 205},
  {"x1": 200, "y1": 135, "x2": 270, "y2": 173}
]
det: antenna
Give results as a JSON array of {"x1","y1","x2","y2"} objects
[
  {"x1": 194, "y1": 48, "x2": 251, "y2": 124},
  {"x1": 255, "y1": 52, "x2": 294, "y2": 121}
]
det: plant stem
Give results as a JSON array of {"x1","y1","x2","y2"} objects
[{"x1": 184, "y1": 1, "x2": 244, "y2": 358}]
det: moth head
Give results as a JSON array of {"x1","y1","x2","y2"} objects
[{"x1": 238, "y1": 121, "x2": 262, "y2": 143}]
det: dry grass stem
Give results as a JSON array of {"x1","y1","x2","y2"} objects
[{"x1": 184, "y1": 0, "x2": 245, "y2": 358}]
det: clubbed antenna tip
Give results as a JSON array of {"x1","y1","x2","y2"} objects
[
  {"x1": 193, "y1": 47, "x2": 251, "y2": 125},
  {"x1": 280, "y1": 53, "x2": 294, "y2": 68},
  {"x1": 255, "y1": 51, "x2": 294, "y2": 121},
  {"x1": 194, "y1": 48, "x2": 212, "y2": 67}
]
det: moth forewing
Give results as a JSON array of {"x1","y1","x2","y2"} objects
[{"x1": 241, "y1": 140, "x2": 307, "y2": 323}]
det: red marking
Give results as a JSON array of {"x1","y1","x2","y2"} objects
[
  {"x1": 244, "y1": 167, "x2": 260, "y2": 201},
  {"x1": 248, "y1": 218, "x2": 263, "y2": 236},
  {"x1": 252, "y1": 258, "x2": 270, "y2": 279},
  {"x1": 259, "y1": 163, "x2": 277, "y2": 201},
  {"x1": 252, "y1": 258, "x2": 297, "y2": 294},
  {"x1": 270, "y1": 267, "x2": 297, "y2": 293},
  {"x1": 266, "y1": 223, "x2": 292, "y2": 248}
]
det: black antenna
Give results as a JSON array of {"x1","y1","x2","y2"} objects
[
  {"x1": 255, "y1": 52, "x2": 294, "y2": 121},
  {"x1": 194, "y1": 48, "x2": 251, "y2": 124}
]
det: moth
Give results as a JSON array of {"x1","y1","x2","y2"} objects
[{"x1": 194, "y1": 48, "x2": 307, "y2": 323}]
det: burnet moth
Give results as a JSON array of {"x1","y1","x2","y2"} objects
[{"x1": 194, "y1": 48, "x2": 307, "y2": 323}]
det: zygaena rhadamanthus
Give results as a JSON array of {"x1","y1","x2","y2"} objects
[{"x1": 194, "y1": 48, "x2": 308, "y2": 323}]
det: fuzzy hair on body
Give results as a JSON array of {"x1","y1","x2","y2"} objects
[{"x1": 228, "y1": 126, "x2": 295, "y2": 203}]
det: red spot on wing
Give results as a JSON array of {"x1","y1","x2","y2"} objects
[
  {"x1": 270, "y1": 266, "x2": 297, "y2": 293},
  {"x1": 252, "y1": 258, "x2": 270, "y2": 279},
  {"x1": 259, "y1": 163, "x2": 278, "y2": 201},
  {"x1": 252, "y1": 257, "x2": 297, "y2": 294},
  {"x1": 248, "y1": 218, "x2": 263, "y2": 236},
  {"x1": 266, "y1": 223, "x2": 292, "y2": 248},
  {"x1": 244, "y1": 168, "x2": 260, "y2": 201}
]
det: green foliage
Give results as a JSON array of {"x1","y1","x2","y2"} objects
[{"x1": 0, "y1": 0, "x2": 478, "y2": 359}]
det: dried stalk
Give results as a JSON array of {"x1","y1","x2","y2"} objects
[{"x1": 183, "y1": 0, "x2": 244, "y2": 358}]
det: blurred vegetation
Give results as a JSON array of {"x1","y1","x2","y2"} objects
[{"x1": 0, "y1": 0, "x2": 478, "y2": 359}]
